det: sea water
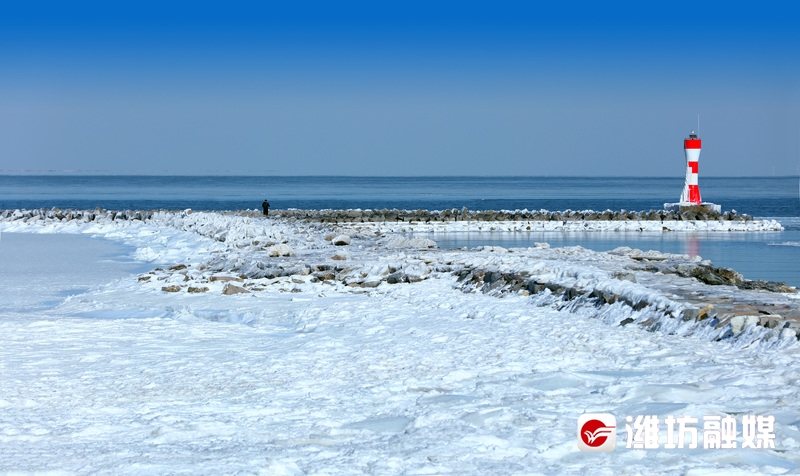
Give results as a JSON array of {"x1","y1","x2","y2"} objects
[
  {"x1": 1, "y1": 175, "x2": 799, "y2": 218},
  {"x1": 1, "y1": 175, "x2": 799, "y2": 285},
  {"x1": 426, "y1": 227, "x2": 800, "y2": 286}
]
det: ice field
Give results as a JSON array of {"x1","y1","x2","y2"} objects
[{"x1": 1, "y1": 211, "x2": 800, "y2": 474}]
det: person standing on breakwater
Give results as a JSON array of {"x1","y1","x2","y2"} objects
[{"x1": 261, "y1": 199, "x2": 270, "y2": 216}]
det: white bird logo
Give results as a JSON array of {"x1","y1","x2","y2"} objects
[{"x1": 584, "y1": 426, "x2": 615, "y2": 445}]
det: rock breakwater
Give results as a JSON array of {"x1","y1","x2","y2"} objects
[
  {"x1": 271, "y1": 207, "x2": 752, "y2": 223},
  {"x1": 0, "y1": 207, "x2": 757, "y2": 223},
  {"x1": 1, "y1": 207, "x2": 784, "y2": 232}
]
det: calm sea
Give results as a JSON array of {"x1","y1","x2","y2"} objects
[
  {"x1": 2, "y1": 175, "x2": 799, "y2": 285},
  {"x1": 1, "y1": 175, "x2": 799, "y2": 217}
]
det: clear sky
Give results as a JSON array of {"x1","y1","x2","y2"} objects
[{"x1": 1, "y1": 1, "x2": 798, "y2": 176}]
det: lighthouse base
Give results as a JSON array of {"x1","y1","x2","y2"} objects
[{"x1": 663, "y1": 202, "x2": 722, "y2": 214}]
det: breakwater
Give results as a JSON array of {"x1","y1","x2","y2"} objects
[
  {"x1": 0, "y1": 207, "x2": 758, "y2": 223},
  {"x1": 0, "y1": 207, "x2": 784, "y2": 232},
  {"x1": 271, "y1": 207, "x2": 751, "y2": 223}
]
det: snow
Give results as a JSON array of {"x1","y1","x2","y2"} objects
[
  {"x1": 350, "y1": 218, "x2": 784, "y2": 233},
  {"x1": 1, "y1": 211, "x2": 799, "y2": 474}
]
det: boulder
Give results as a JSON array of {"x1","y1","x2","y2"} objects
[
  {"x1": 613, "y1": 272, "x2": 637, "y2": 283},
  {"x1": 210, "y1": 275, "x2": 244, "y2": 283},
  {"x1": 314, "y1": 270, "x2": 336, "y2": 281},
  {"x1": 362, "y1": 279, "x2": 382, "y2": 288},
  {"x1": 759, "y1": 315, "x2": 783, "y2": 329},
  {"x1": 679, "y1": 264, "x2": 743, "y2": 286},
  {"x1": 386, "y1": 272, "x2": 408, "y2": 284},
  {"x1": 738, "y1": 280, "x2": 797, "y2": 293},
  {"x1": 729, "y1": 315, "x2": 760, "y2": 334},
  {"x1": 332, "y1": 251, "x2": 349, "y2": 261},
  {"x1": 222, "y1": 283, "x2": 250, "y2": 295},
  {"x1": 697, "y1": 305, "x2": 715, "y2": 321},
  {"x1": 166, "y1": 274, "x2": 188, "y2": 284},
  {"x1": 161, "y1": 285, "x2": 182, "y2": 293},
  {"x1": 239, "y1": 261, "x2": 271, "y2": 279},
  {"x1": 681, "y1": 308, "x2": 701, "y2": 321},
  {"x1": 407, "y1": 238, "x2": 438, "y2": 249},
  {"x1": 481, "y1": 246, "x2": 508, "y2": 253},
  {"x1": 268, "y1": 244, "x2": 296, "y2": 257},
  {"x1": 712, "y1": 267, "x2": 744, "y2": 285},
  {"x1": 405, "y1": 264, "x2": 430, "y2": 283},
  {"x1": 332, "y1": 235, "x2": 352, "y2": 246}
]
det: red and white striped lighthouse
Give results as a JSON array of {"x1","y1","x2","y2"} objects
[{"x1": 679, "y1": 130, "x2": 702, "y2": 205}]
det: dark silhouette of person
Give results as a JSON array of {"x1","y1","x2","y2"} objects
[{"x1": 261, "y1": 199, "x2": 270, "y2": 216}]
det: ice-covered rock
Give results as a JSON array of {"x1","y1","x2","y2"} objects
[
  {"x1": 479, "y1": 246, "x2": 508, "y2": 253},
  {"x1": 406, "y1": 237, "x2": 437, "y2": 249},
  {"x1": 405, "y1": 264, "x2": 431, "y2": 282},
  {"x1": 268, "y1": 244, "x2": 296, "y2": 257},
  {"x1": 222, "y1": 283, "x2": 250, "y2": 295},
  {"x1": 613, "y1": 272, "x2": 637, "y2": 283},
  {"x1": 729, "y1": 315, "x2": 760, "y2": 334},
  {"x1": 386, "y1": 272, "x2": 408, "y2": 284},
  {"x1": 332, "y1": 251, "x2": 350, "y2": 261},
  {"x1": 362, "y1": 278, "x2": 382, "y2": 288},
  {"x1": 166, "y1": 274, "x2": 188, "y2": 284},
  {"x1": 332, "y1": 235, "x2": 351, "y2": 246}
]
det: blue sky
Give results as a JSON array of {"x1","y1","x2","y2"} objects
[{"x1": 1, "y1": 2, "x2": 798, "y2": 176}]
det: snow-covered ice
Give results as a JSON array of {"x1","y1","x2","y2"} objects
[{"x1": 1, "y1": 211, "x2": 799, "y2": 474}]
